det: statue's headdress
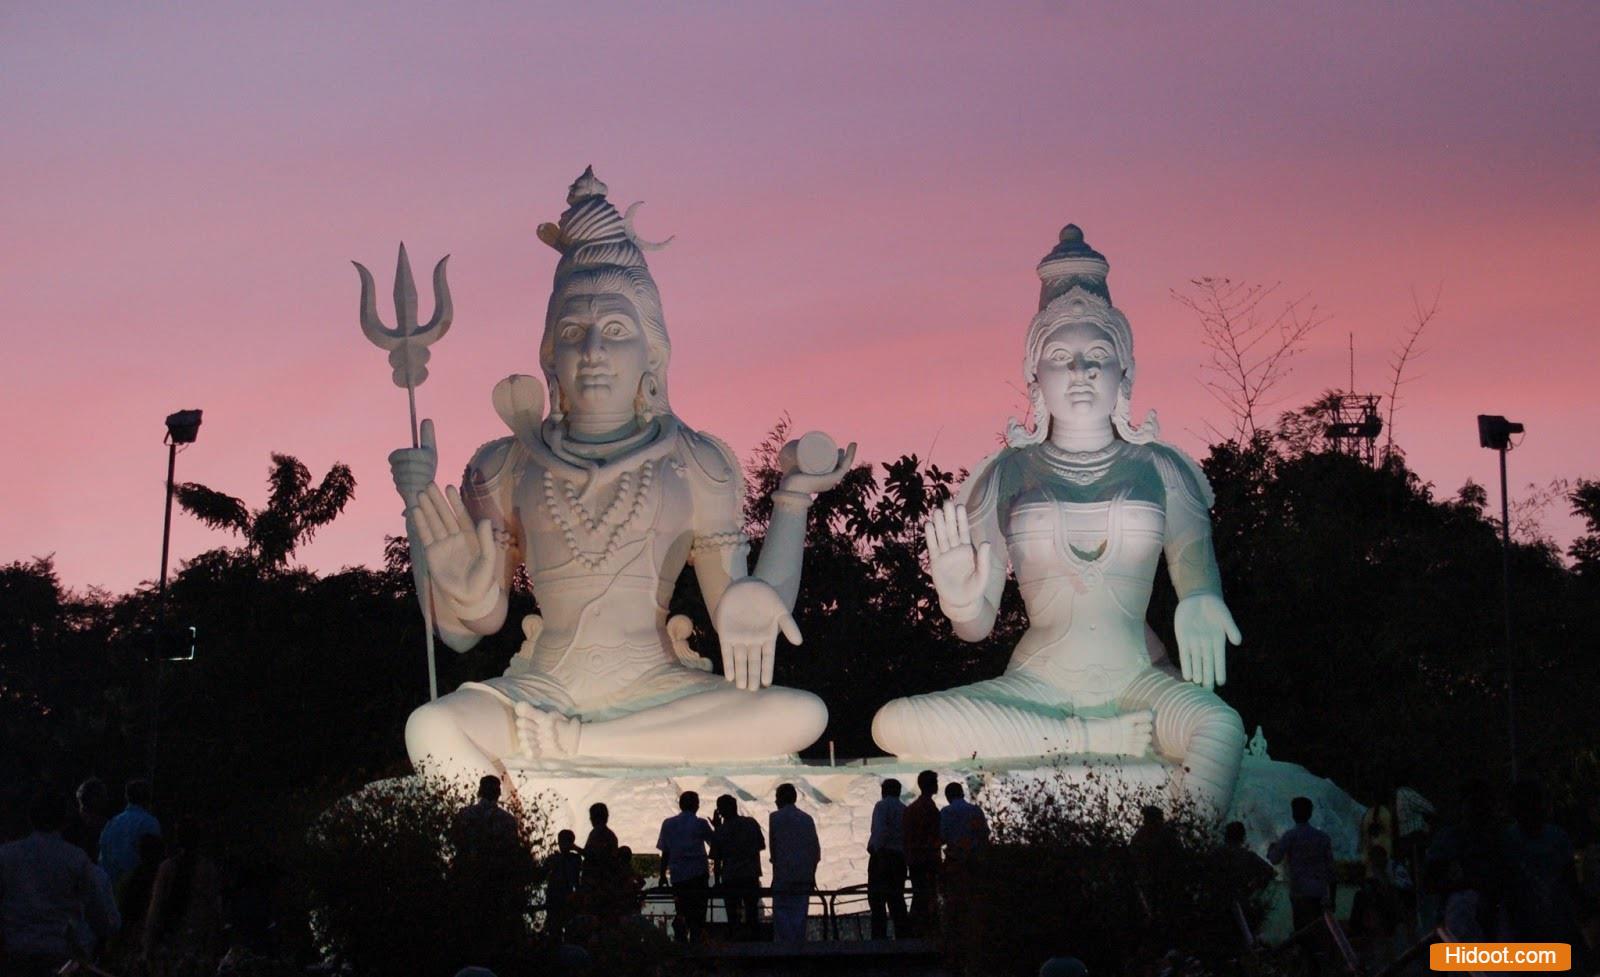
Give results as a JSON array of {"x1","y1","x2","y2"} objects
[
  {"x1": 536, "y1": 166, "x2": 675, "y2": 283},
  {"x1": 535, "y1": 167, "x2": 676, "y2": 422},
  {"x1": 1008, "y1": 224, "x2": 1159, "y2": 447}
]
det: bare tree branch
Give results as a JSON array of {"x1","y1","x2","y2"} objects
[
  {"x1": 1171, "y1": 277, "x2": 1327, "y2": 442},
  {"x1": 1384, "y1": 285, "x2": 1442, "y2": 458}
]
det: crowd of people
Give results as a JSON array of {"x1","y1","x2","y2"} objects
[
  {"x1": 1260, "y1": 779, "x2": 1599, "y2": 974},
  {"x1": 0, "y1": 778, "x2": 277, "y2": 977},
  {"x1": 526, "y1": 769, "x2": 990, "y2": 947},
  {"x1": 9, "y1": 769, "x2": 1598, "y2": 975}
]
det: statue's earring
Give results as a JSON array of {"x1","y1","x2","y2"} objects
[{"x1": 635, "y1": 371, "x2": 660, "y2": 421}]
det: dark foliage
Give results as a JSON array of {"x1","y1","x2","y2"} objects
[
  {"x1": 303, "y1": 774, "x2": 550, "y2": 976},
  {"x1": 954, "y1": 771, "x2": 1263, "y2": 976},
  {"x1": 1202, "y1": 431, "x2": 1600, "y2": 807}
]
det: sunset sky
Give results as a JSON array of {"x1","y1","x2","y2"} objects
[{"x1": 5, "y1": 2, "x2": 1597, "y2": 593}]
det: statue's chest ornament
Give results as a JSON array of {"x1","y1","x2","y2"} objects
[
  {"x1": 1036, "y1": 441, "x2": 1122, "y2": 486},
  {"x1": 542, "y1": 459, "x2": 657, "y2": 572},
  {"x1": 1055, "y1": 489, "x2": 1132, "y2": 595}
]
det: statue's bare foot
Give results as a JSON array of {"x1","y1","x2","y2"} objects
[
  {"x1": 513, "y1": 702, "x2": 581, "y2": 761},
  {"x1": 1082, "y1": 709, "x2": 1154, "y2": 756}
]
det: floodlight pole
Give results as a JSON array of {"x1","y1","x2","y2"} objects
[
  {"x1": 149, "y1": 409, "x2": 202, "y2": 788},
  {"x1": 1497, "y1": 442, "x2": 1518, "y2": 784},
  {"x1": 159, "y1": 439, "x2": 178, "y2": 609},
  {"x1": 1479, "y1": 414, "x2": 1523, "y2": 783},
  {"x1": 148, "y1": 437, "x2": 179, "y2": 788}
]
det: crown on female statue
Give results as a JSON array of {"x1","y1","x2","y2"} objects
[
  {"x1": 1037, "y1": 224, "x2": 1112, "y2": 309},
  {"x1": 536, "y1": 166, "x2": 672, "y2": 282}
]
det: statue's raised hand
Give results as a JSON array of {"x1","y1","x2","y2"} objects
[
  {"x1": 925, "y1": 500, "x2": 993, "y2": 622},
  {"x1": 1174, "y1": 593, "x2": 1242, "y2": 690},
  {"x1": 409, "y1": 483, "x2": 499, "y2": 618},
  {"x1": 714, "y1": 577, "x2": 802, "y2": 692},
  {"x1": 388, "y1": 418, "x2": 439, "y2": 506}
]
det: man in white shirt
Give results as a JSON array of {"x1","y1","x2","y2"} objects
[
  {"x1": 656, "y1": 791, "x2": 713, "y2": 943},
  {"x1": 767, "y1": 783, "x2": 820, "y2": 942},
  {"x1": 866, "y1": 778, "x2": 910, "y2": 939},
  {"x1": 1, "y1": 791, "x2": 120, "y2": 973}
]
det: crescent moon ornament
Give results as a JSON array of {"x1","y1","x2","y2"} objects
[{"x1": 623, "y1": 201, "x2": 675, "y2": 251}]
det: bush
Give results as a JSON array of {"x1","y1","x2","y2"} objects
[
  {"x1": 304, "y1": 775, "x2": 552, "y2": 976},
  {"x1": 950, "y1": 769, "x2": 1269, "y2": 977}
]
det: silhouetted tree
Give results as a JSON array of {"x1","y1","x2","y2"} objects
[{"x1": 175, "y1": 453, "x2": 355, "y2": 569}]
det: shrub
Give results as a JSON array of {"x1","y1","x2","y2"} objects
[
  {"x1": 304, "y1": 774, "x2": 552, "y2": 976},
  {"x1": 950, "y1": 768, "x2": 1269, "y2": 977}
]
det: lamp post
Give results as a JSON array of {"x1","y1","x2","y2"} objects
[
  {"x1": 149, "y1": 409, "x2": 202, "y2": 783},
  {"x1": 1477, "y1": 413, "x2": 1523, "y2": 783}
]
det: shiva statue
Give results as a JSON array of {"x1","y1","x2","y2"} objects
[
  {"x1": 870, "y1": 225, "x2": 1247, "y2": 814},
  {"x1": 388, "y1": 168, "x2": 851, "y2": 779}
]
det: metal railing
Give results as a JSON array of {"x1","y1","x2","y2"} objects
[{"x1": 575, "y1": 880, "x2": 923, "y2": 942}]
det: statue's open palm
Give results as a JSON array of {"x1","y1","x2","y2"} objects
[
  {"x1": 714, "y1": 578, "x2": 802, "y2": 692},
  {"x1": 925, "y1": 500, "x2": 993, "y2": 613},
  {"x1": 1174, "y1": 593, "x2": 1242, "y2": 690},
  {"x1": 410, "y1": 483, "x2": 498, "y2": 614}
]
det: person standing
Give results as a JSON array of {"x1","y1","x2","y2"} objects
[
  {"x1": 581, "y1": 802, "x2": 619, "y2": 884},
  {"x1": 63, "y1": 778, "x2": 110, "y2": 861},
  {"x1": 1, "y1": 791, "x2": 120, "y2": 975},
  {"x1": 451, "y1": 776, "x2": 521, "y2": 859},
  {"x1": 579, "y1": 802, "x2": 623, "y2": 922},
  {"x1": 938, "y1": 782, "x2": 989, "y2": 863},
  {"x1": 710, "y1": 794, "x2": 765, "y2": 940},
  {"x1": 938, "y1": 781, "x2": 988, "y2": 942},
  {"x1": 1502, "y1": 780, "x2": 1587, "y2": 969},
  {"x1": 768, "y1": 784, "x2": 820, "y2": 942},
  {"x1": 1268, "y1": 796, "x2": 1334, "y2": 976},
  {"x1": 449, "y1": 775, "x2": 533, "y2": 963},
  {"x1": 657, "y1": 791, "x2": 713, "y2": 943},
  {"x1": 867, "y1": 778, "x2": 910, "y2": 940},
  {"x1": 544, "y1": 829, "x2": 583, "y2": 940},
  {"x1": 98, "y1": 780, "x2": 161, "y2": 892},
  {"x1": 142, "y1": 819, "x2": 225, "y2": 973},
  {"x1": 1217, "y1": 821, "x2": 1275, "y2": 950},
  {"x1": 904, "y1": 770, "x2": 942, "y2": 936}
]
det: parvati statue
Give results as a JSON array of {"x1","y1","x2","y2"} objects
[
  {"x1": 870, "y1": 225, "x2": 1246, "y2": 814},
  {"x1": 388, "y1": 169, "x2": 851, "y2": 779}
]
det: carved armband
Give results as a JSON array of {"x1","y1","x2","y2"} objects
[
  {"x1": 691, "y1": 530, "x2": 750, "y2": 555},
  {"x1": 769, "y1": 489, "x2": 814, "y2": 515}
]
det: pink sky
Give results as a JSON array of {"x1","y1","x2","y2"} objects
[{"x1": 4, "y1": 2, "x2": 1598, "y2": 593}]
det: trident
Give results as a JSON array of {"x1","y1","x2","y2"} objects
[{"x1": 354, "y1": 243, "x2": 452, "y2": 701}]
